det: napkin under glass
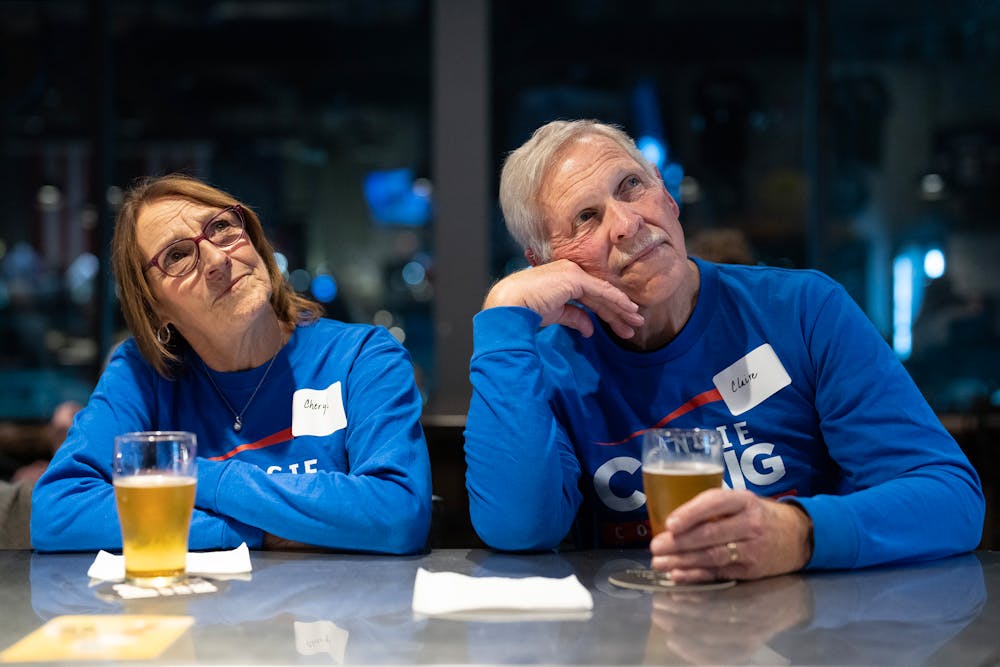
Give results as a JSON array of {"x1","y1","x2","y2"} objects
[
  {"x1": 87, "y1": 542, "x2": 252, "y2": 582},
  {"x1": 411, "y1": 567, "x2": 593, "y2": 620}
]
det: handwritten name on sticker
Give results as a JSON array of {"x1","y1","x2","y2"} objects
[
  {"x1": 292, "y1": 381, "x2": 347, "y2": 437},
  {"x1": 303, "y1": 398, "x2": 329, "y2": 415},
  {"x1": 712, "y1": 344, "x2": 791, "y2": 416}
]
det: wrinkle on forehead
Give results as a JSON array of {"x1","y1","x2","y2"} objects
[
  {"x1": 136, "y1": 197, "x2": 214, "y2": 258},
  {"x1": 539, "y1": 135, "x2": 640, "y2": 227}
]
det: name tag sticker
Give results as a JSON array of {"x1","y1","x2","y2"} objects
[
  {"x1": 712, "y1": 344, "x2": 791, "y2": 416},
  {"x1": 292, "y1": 381, "x2": 346, "y2": 437}
]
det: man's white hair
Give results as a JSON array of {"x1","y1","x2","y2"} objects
[{"x1": 498, "y1": 119, "x2": 660, "y2": 262}]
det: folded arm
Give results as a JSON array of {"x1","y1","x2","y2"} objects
[
  {"x1": 464, "y1": 306, "x2": 585, "y2": 550},
  {"x1": 194, "y1": 333, "x2": 432, "y2": 554},
  {"x1": 31, "y1": 349, "x2": 260, "y2": 552}
]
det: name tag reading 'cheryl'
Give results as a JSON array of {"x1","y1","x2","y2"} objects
[
  {"x1": 712, "y1": 344, "x2": 791, "y2": 415},
  {"x1": 292, "y1": 382, "x2": 347, "y2": 437}
]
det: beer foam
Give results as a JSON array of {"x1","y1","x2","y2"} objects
[
  {"x1": 113, "y1": 475, "x2": 197, "y2": 488},
  {"x1": 644, "y1": 462, "x2": 724, "y2": 475}
]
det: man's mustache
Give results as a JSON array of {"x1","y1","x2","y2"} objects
[{"x1": 613, "y1": 229, "x2": 668, "y2": 271}]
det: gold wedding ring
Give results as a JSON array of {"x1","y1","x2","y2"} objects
[{"x1": 725, "y1": 541, "x2": 740, "y2": 563}]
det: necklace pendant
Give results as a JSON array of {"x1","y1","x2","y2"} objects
[{"x1": 233, "y1": 417, "x2": 243, "y2": 432}]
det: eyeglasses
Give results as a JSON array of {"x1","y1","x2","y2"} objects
[{"x1": 145, "y1": 205, "x2": 247, "y2": 277}]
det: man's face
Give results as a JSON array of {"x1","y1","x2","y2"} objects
[{"x1": 538, "y1": 134, "x2": 689, "y2": 307}]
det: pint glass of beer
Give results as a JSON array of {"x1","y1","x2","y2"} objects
[
  {"x1": 642, "y1": 428, "x2": 724, "y2": 537},
  {"x1": 112, "y1": 431, "x2": 197, "y2": 586},
  {"x1": 608, "y1": 428, "x2": 732, "y2": 591}
]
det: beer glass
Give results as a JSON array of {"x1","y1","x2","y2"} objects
[
  {"x1": 609, "y1": 427, "x2": 734, "y2": 591},
  {"x1": 642, "y1": 428, "x2": 725, "y2": 537},
  {"x1": 112, "y1": 431, "x2": 197, "y2": 586}
]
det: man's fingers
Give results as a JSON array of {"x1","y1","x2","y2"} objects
[
  {"x1": 665, "y1": 488, "x2": 748, "y2": 533},
  {"x1": 571, "y1": 273, "x2": 640, "y2": 314},
  {"x1": 483, "y1": 260, "x2": 645, "y2": 339},
  {"x1": 554, "y1": 304, "x2": 595, "y2": 337},
  {"x1": 574, "y1": 279, "x2": 644, "y2": 339},
  {"x1": 577, "y1": 295, "x2": 644, "y2": 338}
]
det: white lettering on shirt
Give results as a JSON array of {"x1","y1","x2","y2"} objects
[
  {"x1": 593, "y1": 456, "x2": 645, "y2": 512},
  {"x1": 265, "y1": 458, "x2": 319, "y2": 475},
  {"x1": 593, "y1": 423, "x2": 789, "y2": 512}
]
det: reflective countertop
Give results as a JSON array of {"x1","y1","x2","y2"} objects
[{"x1": 2, "y1": 548, "x2": 998, "y2": 665}]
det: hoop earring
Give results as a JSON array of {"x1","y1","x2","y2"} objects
[{"x1": 156, "y1": 324, "x2": 172, "y2": 345}]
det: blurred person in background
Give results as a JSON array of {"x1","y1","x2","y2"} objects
[
  {"x1": 686, "y1": 227, "x2": 756, "y2": 265},
  {"x1": 0, "y1": 400, "x2": 80, "y2": 548},
  {"x1": 10, "y1": 401, "x2": 82, "y2": 487}
]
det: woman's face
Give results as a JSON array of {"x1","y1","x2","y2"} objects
[{"x1": 137, "y1": 197, "x2": 273, "y2": 349}]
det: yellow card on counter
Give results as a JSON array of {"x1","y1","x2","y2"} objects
[{"x1": 0, "y1": 615, "x2": 193, "y2": 662}]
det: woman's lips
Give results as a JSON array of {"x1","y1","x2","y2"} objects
[{"x1": 213, "y1": 274, "x2": 247, "y2": 302}]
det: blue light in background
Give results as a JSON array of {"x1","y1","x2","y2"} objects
[
  {"x1": 892, "y1": 254, "x2": 913, "y2": 360},
  {"x1": 311, "y1": 274, "x2": 337, "y2": 303},
  {"x1": 363, "y1": 168, "x2": 432, "y2": 227},
  {"x1": 661, "y1": 162, "x2": 684, "y2": 199},
  {"x1": 66, "y1": 252, "x2": 99, "y2": 304},
  {"x1": 637, "y1": 135, "x2": 665, "y2": 170},
  {"x1": 274, "y1": 252, "x2": 289, "y2": 278},
  {"x1": 923, "y1": 248, "x2": 945, "y2": 279},
  {"x1": 66, "y1": 252, "x2": 98, "y2": 284},
  {"x1": 631, "y1": 78, "x2": 683, "y2": 203},
  {"x1": 290, "y1": 268, "x2": 311, "y2": 293},
  {"x1": 402, "y1": 260, "x2": 426, "y2": 286}
]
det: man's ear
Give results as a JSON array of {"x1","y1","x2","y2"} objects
[{"x1": 524, "y1": 248, "x2": 540, "y2": 267}]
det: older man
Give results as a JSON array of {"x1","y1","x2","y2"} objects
[{"x1": 464, "y1": 119, "x2": 984, "y2": 583}]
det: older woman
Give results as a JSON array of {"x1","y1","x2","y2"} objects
[{"x1": 31, "y1": 174, "x2": 432, "y2": 554}]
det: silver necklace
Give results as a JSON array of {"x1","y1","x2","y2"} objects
[{"x1": 201, "y1": 350, "x2": 279, "y2": 432}]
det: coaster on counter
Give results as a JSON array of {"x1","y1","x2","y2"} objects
[
  {"x1": 94, "y1": 577, "x2": 220, "y2": 601},
  {"x1": 608, "y1": 568, "x2": 737, "y2": 592}
]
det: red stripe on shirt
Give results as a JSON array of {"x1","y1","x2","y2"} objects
[
  {"x1": 206, "y1": 427, "x2": 294, "y2": 461},
  {"x1": 596, "y1": 388, "x2": 724, "y2": 446}
]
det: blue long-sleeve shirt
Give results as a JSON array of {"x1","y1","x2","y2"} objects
[
  {"x1": 464, "y1": 258, "x2": 984, "y2": 569},
  {"x1": 32, "y1": 319, "x2": 432, "y2": 554}
]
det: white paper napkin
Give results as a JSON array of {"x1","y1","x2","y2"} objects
[
  {"x1": 411, "y1": 567, "x2": 593, "y2": 619},
  {"x1": 87, "y1": 542, "x2": 252, "y2": 582}
]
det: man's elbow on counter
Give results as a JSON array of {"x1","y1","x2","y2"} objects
[
  {"x1": 469, "y1": 508, "x2": 563, "y2": 552},
  {"x1": 959, "y1": 494, "x2": 987, "y2": 553}
]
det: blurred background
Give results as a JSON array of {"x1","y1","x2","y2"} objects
[{"x1": 1, "y1": 0, "x2": 998, "y2": 545}]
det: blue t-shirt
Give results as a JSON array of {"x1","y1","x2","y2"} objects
[
  {"x1": 32, "y1": 319, "x2": 432, "y2": 554},
  {"x1": 464, "y1": 259, "x2": 984, "y2": 569}
]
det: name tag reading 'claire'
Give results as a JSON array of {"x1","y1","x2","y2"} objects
[
  {"x1": 712, "y1": 344, "x2": 791, "y2": 416},
  {"x1": 292, "y1": 382, "x2": 347, "y2": 437}
]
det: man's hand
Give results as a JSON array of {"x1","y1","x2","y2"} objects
[
  {"x1": 649, "y1": 489, "x2": 813, "y2": 582},
  {"x1": 483, "y1": 260, "x2": 644, "y2": 338}
]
